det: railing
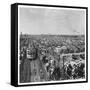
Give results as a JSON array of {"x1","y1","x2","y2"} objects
[
  {"x1": 59, "y1": 52, "x2": 85, "y2": 80},
  {"x1": 61, "y1": 52, "x2": 85, "y2": 57}
]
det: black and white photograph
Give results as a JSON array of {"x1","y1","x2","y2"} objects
[{"x1": 17, "y1": 4, "x2": 88, "y2": 85}]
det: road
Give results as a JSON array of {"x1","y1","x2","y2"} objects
[{"x1": 30, "y1": 57, "x2": 48, "y2": 82}]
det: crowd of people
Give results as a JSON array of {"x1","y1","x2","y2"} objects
[
  {"x1": 64, "y1": 61, "x2": 85, "y2": 79},
  {"x1": 20, "y1": 34, "x2": 85, "y2": 82}
]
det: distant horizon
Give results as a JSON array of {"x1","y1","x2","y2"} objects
[{"x1": 20, "y1": 32, "x2": 85, "y2": 36}]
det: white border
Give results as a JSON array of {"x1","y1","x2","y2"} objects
[{"x1": 18, "y1": 5, "x2": 87, "y2": 85}]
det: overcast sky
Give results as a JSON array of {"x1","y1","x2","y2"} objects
[{"x1": 19, "y1": 6, "x2": 86, "y2": 35}]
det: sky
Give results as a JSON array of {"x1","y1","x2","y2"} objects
[{"x1": 19, "y1": 6, "x2": 86, "y2": 35}]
